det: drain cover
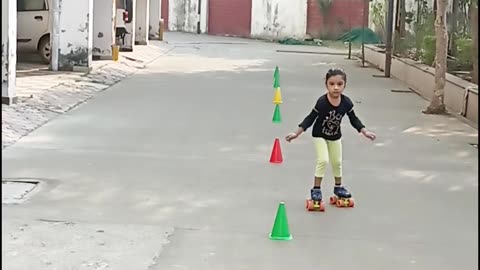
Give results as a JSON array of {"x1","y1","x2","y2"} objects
[{"x1": 2, "y1": 180, "x2": 39, "y2": 204}]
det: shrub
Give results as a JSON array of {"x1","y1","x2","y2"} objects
[
  {"x1": 455, "y1": 38, "x2": 473, "y2": 70},
  {"x1": 422, "y1": 35, "x2": 436, "y2": 66}
]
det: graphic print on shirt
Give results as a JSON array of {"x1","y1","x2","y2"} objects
[{"x1": 321, "y1": 110, "x2": 343, "y2": 136}]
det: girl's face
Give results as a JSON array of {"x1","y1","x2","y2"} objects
[{"x1": 326, "y1": 74, "x2": 345, "y2": 98}]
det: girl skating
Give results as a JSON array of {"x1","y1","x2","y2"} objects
[{"x1": 285, "y1": 68, "x2": 376, "y2": 211}]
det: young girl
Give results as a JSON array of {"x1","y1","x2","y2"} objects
[{"x1": 285, "y1": 68, "x2": 376, "y2": 203}]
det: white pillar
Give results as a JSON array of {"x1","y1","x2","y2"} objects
[
  {"x1": 200, "y1": 0, "x2": 208, "y2": 34},
  {"x1": 2, "y1": 0, "x2": 17, "y2": 105},
  {"x1": 93, "y1": 0, "x2": 116, "y2": 60},
  {"x1": 135, "y1": 0, "x2": 149, "y2": 45},
  {"x1": 149, "y1": 0, "x2": 161, "y2": 39},
  {"x1": 54, "y1": 0, "x2": 94, "y2": 72}
]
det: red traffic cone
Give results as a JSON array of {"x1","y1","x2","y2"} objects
[{"x1": 270, "y1": 138, "x2": 283, "y2": 163}]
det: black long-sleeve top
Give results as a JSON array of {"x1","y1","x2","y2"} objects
[{"x1": 299, "y1": 94, "x2": 365, "y2": 141}]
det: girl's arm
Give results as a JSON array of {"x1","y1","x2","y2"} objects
[
  {"x1": 292, "y1": 126, "x2": 305, "y2": 136},
  {"x1": 286, "y1": 99, "x2": 321, "y2": 142},
  {"x1": 347, "y1": 109, "x2": 376, "y2": 140},
  {"x1": 346, "y1": 108, "x2": 365, "y2": 133},
  {"x1": 299, "y1": 97, "x2": 322, "y2": 131},
  {"x1": 298, "y1": 108, "x2": 319, "y2": 132},
  {"x1": 286, "y1": 126, "x2": 306, "y2": 142},
  {"x1": 286, "y1": 107, "x2": 318, "y2": 142}
]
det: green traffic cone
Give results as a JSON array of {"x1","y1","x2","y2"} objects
[
  {"x1": 269, "y1": 202, "x2": 292, "y2": 241},
  {"x1": 273, "y1": 66, "x2": 280, "y2": 88},
  {"x1": 272, "y1": 104, "x2": 282, "y2": 123}
]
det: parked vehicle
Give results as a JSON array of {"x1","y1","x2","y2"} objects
[
  {"x1": 17, "y1": 0, "x2": 51, "y2": 63},
  {"x1": 116, "y1": 0, "x2": 129, "y2": 45},
  {"x1": 17, "y1": 0, "x2": 130, "y2": 64}
]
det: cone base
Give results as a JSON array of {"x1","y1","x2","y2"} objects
[{"x1": 269, "y1": 233, "x2": 293, "y2": 241}]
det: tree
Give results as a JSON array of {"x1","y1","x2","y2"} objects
[
  {"x1": 423, "y1": 0, "x2": 448, "y2": 114},
  {"x1": 470, "y1": 0, "x2": 478, "y2": 84},
  {"x1": 450, "y1": 0, "x2": 459, "y2": 57},
  {"x1": 393, "y1": 0, "x2": 407, "y2": 56}
]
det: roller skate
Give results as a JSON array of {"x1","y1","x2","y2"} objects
[
  {"x1": 329, "y1": 185, "x2": 355, "y2": 208},
  {"x1": 305, "y1": 187, "x2": 325, "y2": 211}
]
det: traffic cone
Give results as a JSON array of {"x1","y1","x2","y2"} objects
[
  {"x1": 273, "y1": 87, "x2": 283, "y2": 104},
  {"x1": 272, "y1": 104, "x2": 282, "y2": 123},
  {"x1": 269, "y1": 138, "x2": 283, "y2": 163},
  {"x1": 273, "y1": 66, "x2": 280, "y2": 88},
  {"x1": 269, "y1": 202, "x2": 292, "y2": 241}
]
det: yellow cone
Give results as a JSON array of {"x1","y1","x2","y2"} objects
[{"x1": 273, "y1": 87, "x2": 282, "y2": 104}]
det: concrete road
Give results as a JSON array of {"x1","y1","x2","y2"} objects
[{"x1": 2, "y1": 32, "x2": 478, "y2": 270}]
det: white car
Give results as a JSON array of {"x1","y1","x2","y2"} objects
[
  {"x1": 17, "y1": 0, "x2": 129, "y2": 64},
  {"x1": 17, "y1": 0, "x2": 51, "y2": 64}
]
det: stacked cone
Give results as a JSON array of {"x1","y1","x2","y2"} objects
[
  {"x1": 268, "y1": 68, "x2": 292, "y2": 241},
  {"x1": 270, "y1": 66, "x2": 283, "y2": 164},
  {"x1": 272, "y1": 66, "x2": 283, "y2": 122},
  {"x1": 272, "y1": 104, "x2": 281, "y2": 123}
]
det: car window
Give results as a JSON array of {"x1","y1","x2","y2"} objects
[{"x1": 17, "y1": 0, "x2": 46, "y2": 11}]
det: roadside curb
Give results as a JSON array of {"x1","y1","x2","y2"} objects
[{"x1": 2, "y1": 42, "x2": 173, "y2": 150}]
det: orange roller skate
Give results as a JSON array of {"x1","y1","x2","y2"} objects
[
  {"x1": 329, "y1": 185, "x2": 355, "y2": 208},
  {"x1": 306, "y1": 188, "x2": 325, "y2": 212}
]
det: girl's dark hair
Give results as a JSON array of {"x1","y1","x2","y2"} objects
[{"x1": 325, "y1": 68, "x2": 347, "y2": 85}]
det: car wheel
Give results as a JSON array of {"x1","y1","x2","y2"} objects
[{"x1": 38, "y1": 36, "x2": 51, "y2": 64}]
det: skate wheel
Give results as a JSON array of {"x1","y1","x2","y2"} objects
[
  {"x1": 329, "y1": 196, "x2": 337, "y2": 204},
  {"x1": 306, "y1": 200, "x2": 313, "y2": 211},
  {"x1": 319, "y1": 201, "x2": 325, "y2": 211},
  {"x1": 349, "y1": 198, "x2": 355, "y2": 207},
  {"x1": 336, "y1": 199, "x2": 343, "y2": 207}
]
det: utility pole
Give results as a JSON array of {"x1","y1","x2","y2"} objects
[
  {"x1": 347, "y1": 0, "x2": 352, "y2": 60},
  {"x1": 384, "y1": 0, "x2": 395, "y2": 77},
  {"x1": 361, "y1": 0, "x2": 369, "y2": 67}
]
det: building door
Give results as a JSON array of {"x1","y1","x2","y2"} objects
[
  {"x1": 208, "y1": 0, "x2": 252, "y2": 38},
  {"x1": 306, "y1": 0, "x2": 323, "y2": 39},
  {"x1": 161, "y1": 0, "x2": 169, "y2": 31}
]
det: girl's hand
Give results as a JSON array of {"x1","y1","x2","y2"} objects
[
  {"x1": 361, "y1": 129, "x2": 376, "y2": 141},
  {"x1": 285, "y1": 132, "x2": 299, "y2": 142}
]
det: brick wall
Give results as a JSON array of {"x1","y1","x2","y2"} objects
[
  {"x1": 208, "y1": 0, "x2": 252, "y2": 37},
  {"x1": 307, "y1": 0, "x2": 369, "y2": 39}
]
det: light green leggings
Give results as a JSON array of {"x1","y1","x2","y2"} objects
[{"x1": 313, "y1": 137, "x2": 342, "y2": 178}]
